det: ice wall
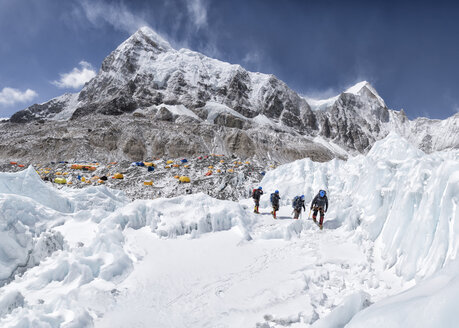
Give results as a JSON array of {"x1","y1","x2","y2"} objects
[{"x1": 261, "y1": 133, "x2": 459, "y2": 281}]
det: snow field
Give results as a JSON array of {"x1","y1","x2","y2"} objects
[
  {"x1": 0, "y1": 133, "x2": 457, "y2": 327},
  {"x1": 96, "y1": 209, "x2": 392, "y2": 328}
]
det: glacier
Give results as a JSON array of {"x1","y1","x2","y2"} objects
[{"x1": 0, "y1": 133, "x2": 457, "y2": 327}]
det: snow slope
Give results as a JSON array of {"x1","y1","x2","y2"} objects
[
  {"x1": 347, "y1": 259, "x2": 459, "y2": 328},
  {"x1": 0, "y1": 134, "x2": 457, "y2": 327}
]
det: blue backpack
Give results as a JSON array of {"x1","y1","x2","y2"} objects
[{"x1": 292, "y1": 196, "x2": 299, "y2": 208}]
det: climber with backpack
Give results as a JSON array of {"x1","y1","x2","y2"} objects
[
  {"x1": 292, "y1": 195, "x2": 306, "y2": 219},
  {"x1": 252, "y1": 186, "x2": 263, "y2": 213},
  {"x1": 310, "y1": 190, "x2": 329, "y2": 229},
  {"x1": 270, "y1": 190, "x2": 280, "y2": 219}
]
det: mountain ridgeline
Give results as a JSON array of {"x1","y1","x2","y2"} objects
[{"x1": 4, "y1": 26, "x2": 458, "y2": 163}]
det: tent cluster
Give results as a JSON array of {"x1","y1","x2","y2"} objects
[
  {"x1": 10, "y1": 161, "x2": 25, "y2": 168},
  {"x1": 71, "y1": 164, "x2": 97, "y2": 171},
  {"x1": 6, "y1": 153, "x2": 278, "y2": 200}
]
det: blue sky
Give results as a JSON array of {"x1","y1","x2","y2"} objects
[{"x1": 1, "y1": 0, "x2": 458, "y2": 119}]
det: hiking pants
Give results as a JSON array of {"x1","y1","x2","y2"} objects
[
  {"x1": 294, "y1": 208, "x2": 301, "y2": 219},
  {"x1": 254, "y1": 199, "x2": 260, "y2": 212},
  {"x1": 312, "y1": 206, "x2": 325, "y2": 225}
]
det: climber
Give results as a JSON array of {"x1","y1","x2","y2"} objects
[
  {"x1": 270, "y1": 190, "x2": 280, "y2": 219},
  {"x1": 292, "y1": 195, "x2": 305, "y2": 219},
  {"x1": 311, "y1": 190, "x2": 328, "y2": 229},
  {"x1": 252, "y1": 186, "x2": 263, "y2": 213}
]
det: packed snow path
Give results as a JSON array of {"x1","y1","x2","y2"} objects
[{"x1": 94, "y1": 204, "x2": 405, "y2": 328}]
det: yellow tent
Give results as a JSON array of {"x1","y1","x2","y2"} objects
[
  {"x1": 114, "y1": 173, "x2": 124, "y2": 179},
  {"x1": 144, "y1": 162, "x2": 153, "y2": 167},
  {"x1": 54, "y1": 178, "x2": 67, "y2": 184},
  {"x1": 144, "y1": 181, "x2": 153, "y2": 186},
  {"x1": 179, "y1": 176, "x2": 191, "y2": 183},
  {"x1": 166, "y1": 160, "x2": 174, "y2": 164}
]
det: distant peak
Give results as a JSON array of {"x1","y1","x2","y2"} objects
[
  {"x1": 131, "y1": 26, "x2": 173, "y2": 51},
  {"x1": 344, "y1": 81, "x2": 386, "y2": 107},
  {"x1": 344, "y1": 81, "x2": 371, "y2": 94}
]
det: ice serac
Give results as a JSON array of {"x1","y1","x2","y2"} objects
[
  {"x1": 6, "y1": 26, "x2": 459, "y2": 162},
  {"x1": 260, "y1": 133, "x2": 459, "y2": 280}
]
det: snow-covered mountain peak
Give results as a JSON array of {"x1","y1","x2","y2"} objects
[
  {"x1": 8, "y1": 27, "x2": 458, "y2": 158},
  {"x1": 128, "y1": 26, "x2": 173, "y2": 52},
  {"x1": 344, "y1": 81, "x2": 386, "y2": 108},
  {"x1": 344, "y1": 81, "x2": 372, "y2": 94}
]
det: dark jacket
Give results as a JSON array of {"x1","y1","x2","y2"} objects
[
  {"x1": 311, "y1": 193, "x2": 328, "y2": 211},
  {"x1": 270, "y1": 193, "x2": 280, "y2": 206},
  {"x1": 253, "y1": 189, "x2": 263, "y2": 200},
  {"x1": 293, "y1": 197, "x2": 306, "y2": 211}
]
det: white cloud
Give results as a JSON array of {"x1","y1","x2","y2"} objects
[
  {"x1": 52, "y1": 61, "x2": 96, "y2": 89},
  {"x1": 242, "y1": 51, "x2": 261, "y2": 66},
  {"x1": 186, "y1": 0, "x2": 208, "y2": 29},
  {"x1": 79, "y1": 0, "x2": 147, "y2": 34},
  {"x1": 0, "y1": 87, "x2": 37, "y2": 106}
]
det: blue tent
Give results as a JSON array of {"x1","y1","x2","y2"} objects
[
  {"x1": 148, "y1": 166, "x2": 155, "y2": 172},
  {"x1": 181, "y1": 158, "x2": 188, "y2": 163}
]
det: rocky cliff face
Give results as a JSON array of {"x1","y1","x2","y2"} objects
[{"x1": 6, "y1": 27, "x2": 459, "y2": 163}]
